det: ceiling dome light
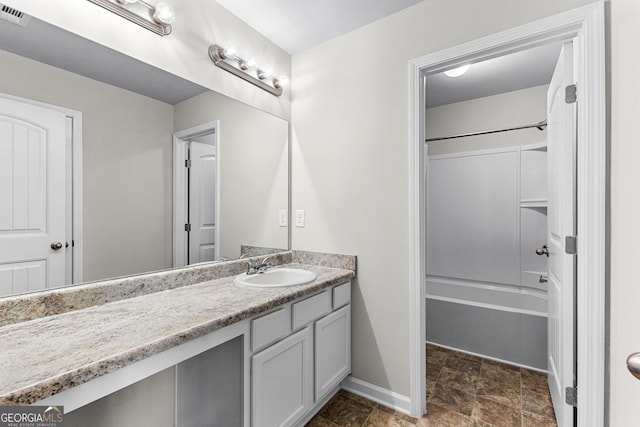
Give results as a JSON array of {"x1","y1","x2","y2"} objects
[
  {"x1": 444, "y1": 64, "x2": 471, "y2": 78},
  {"x1": 153, "y1": 2, "x2": 176, "y2": 25}
]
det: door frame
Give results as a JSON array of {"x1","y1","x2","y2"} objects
[
  {"x1": 172, "y1": 121, "x2": 220, "y2": 267},
  {"x1": 407, "y1": 2, "x2": 605, "y2": 424},
  {"x1": 0, "y1": 92, "x2": 84, "y2": 285}
]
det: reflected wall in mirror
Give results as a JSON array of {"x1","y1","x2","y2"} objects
[{"x1": 0, "y1": 16, "x2": 289, "y2": 297}]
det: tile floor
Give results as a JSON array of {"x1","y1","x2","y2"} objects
[{"x1": 306, "y1": 344, "x2": 557, "y2": 426}]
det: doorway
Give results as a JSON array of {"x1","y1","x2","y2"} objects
[
  {"x1": 173, "y1": 121, "x2": 220, "y2": 267},
  {"x1": 407, "y1": 3, "x2": 605, "y2": 426},
  {"x1": 423, "y1": 39, "x2": 574, "y2": 426}
]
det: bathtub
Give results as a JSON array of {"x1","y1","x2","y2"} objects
[{"x1": 426, "y1": 276, "x2": 548, "y2": 370}]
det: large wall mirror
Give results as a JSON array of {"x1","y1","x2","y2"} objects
[{"x1": 0, "y1": 15, "x2": 289, "y2": 297}]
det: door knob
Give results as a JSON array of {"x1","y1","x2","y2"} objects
[
  {"x1": 535, "y1": 245, "x2": 549, "y2": 257},
  {"x1": 50, "y1": 241, "x2": 63, "y2": 250},
  {"x1": 627, "y1": 353, "x2": 640, "y2": 380}
]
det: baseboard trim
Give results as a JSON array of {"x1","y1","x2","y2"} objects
[{"x1": 340, "y1": 376, "x2": 412, "y2": 415}]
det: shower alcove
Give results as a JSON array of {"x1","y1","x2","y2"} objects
[{"x1": 426, "y1": 142, "x2": 548, "y2": 370}]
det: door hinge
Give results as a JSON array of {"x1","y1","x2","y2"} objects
[
  {"x1": 185, "y1": 159, "x2": 191, "y2": 168},
  {"x1": 565, "y1": 235, "x2": 577, "y2": 255},
  {"x1": 565, "y1": 84, "x2": 577, "y2": 104},
  {"x1": 184, "y1": 223, "x2": 191, "y2": 232},
  {"x1": 565, "y1": 386, "x2": 578, "y2": 407}
]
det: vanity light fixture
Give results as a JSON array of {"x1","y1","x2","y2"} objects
[
  {"x1": 208, "y1": 44, "x2": 288, "y2": 97},
  {"x1": 87, "y1": 0, "x2": 175, "y2": 36}
]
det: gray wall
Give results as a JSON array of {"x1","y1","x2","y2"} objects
[
  {"x1": 65, "y1": 337, "x2": 243, "y2": 426},
  {"x1": 64, "y1": 368, "x2": 175, "y2": 427},
  {"x1": 426, "y1": 85, "x2": 549, "y2": 155}
]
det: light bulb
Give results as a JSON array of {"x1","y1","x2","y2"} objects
[
  {"x1": 275, "y1": 75, "x2": 290, "y2": 88},
  {"x1": 246, "y1": 58, "x2": 256, "y2": 68},
  {"x1": 224, "y1": 46, "x2": 237, "y2": 57},
  {"x1": 153, "y1": 2, "x2": 176, "y2": 25},
  {"x1": 443, "y1": 64, "x2": 471, "y2": 78}
]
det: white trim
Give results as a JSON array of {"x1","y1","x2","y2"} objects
[
  {"x1": 36, "y1": 320, "x2": 250, "y2": 414},
  {"x1": 173, "y1": 137, "x2": 188, "y2": 267},
  {"x1": 69, "y1": 110, "x2": 83, "y2": 284},
  {"x1": 426, "y1": 295, "x2": 547, "y2": 318},
  {"x1": 408, "y1": 2, "x2": 606, "y2": 424},
  {"x1": 172, "y1": 121, "x2": 220, "y2": 267},
  {"x1": 340, "y1": 376, "x2": 412, "y2": 415},
  {"x1": 0, "y1": 92, "x2": 84, "y2": 285}
]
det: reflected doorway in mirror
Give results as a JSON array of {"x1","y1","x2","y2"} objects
[{"x1": 173, "y1": 121, "x2": 219, "y2": 267}]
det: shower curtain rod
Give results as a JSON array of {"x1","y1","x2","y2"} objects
[{"x1": 425, "y1": 120, "x2": 547, "y2": 142}]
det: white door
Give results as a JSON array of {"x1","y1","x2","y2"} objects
[
  {"x1": 188, "y1": 140, "x2": 216, "y2": 264},
  {"x1": 546, "y1": 41, "x2": 576, "y2": 427},
  {"x1": 0, "y1": 96, "x2": 67, "y2": 296}
]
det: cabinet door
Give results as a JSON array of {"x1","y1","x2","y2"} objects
[
  {"x1": 251, "y1": 327, "x2": 313, "y2": 427},
  {"x1": 315, "y1": 305, "x2": 351, "y2": 401}
]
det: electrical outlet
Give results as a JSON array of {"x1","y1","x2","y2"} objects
[
  {"x1": 295, "y1": 209, "x2": 305, "y2": 227},
  {"x1": 278, "y1": 209, "x2": 287, "y2": 227}
]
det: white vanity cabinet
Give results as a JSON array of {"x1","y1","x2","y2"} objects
[
  {"x1": 251, "y1": 327, "x2": 313, "y2": 427},
  {"x1": 251, "y1": 281, "x2": 352, "y2": 427},
  {"x1": 315, "y1": 304, "x2": 351, "y2": 401}
]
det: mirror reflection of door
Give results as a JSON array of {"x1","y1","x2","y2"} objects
[
  {"x1": 0, "y1": 95, "x2": 68, "y2": 296},
  {"x1": 187, "y1": 135, "x2": 217, "y2": 264}
]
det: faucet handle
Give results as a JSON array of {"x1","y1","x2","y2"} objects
[{"x1": 246, "y1": 261, "x2": 259, "y2": 274}]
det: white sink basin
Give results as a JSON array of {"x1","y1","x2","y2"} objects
[{"x1": 234, "y1": 268, "x2": 318, "y2": 288}]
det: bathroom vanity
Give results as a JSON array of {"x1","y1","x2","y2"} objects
[{"x1": 0, "y1": 251, "x2": 355, "y2": 427}]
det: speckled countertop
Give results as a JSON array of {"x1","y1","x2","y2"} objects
[{"x1": 0, "y1": 263, "x2": 353, "y2": 406}]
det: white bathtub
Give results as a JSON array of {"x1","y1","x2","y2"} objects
[{"x1": 426, "y1": 276, "x2": 548, "y2": 370}]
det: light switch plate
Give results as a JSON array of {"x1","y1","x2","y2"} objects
[
  {"x1": 295, "y1": 209, "x2": 305, "y2": 227},
  {"x1": 278, "y1": 209, "x2": 287, "y2": 227}
]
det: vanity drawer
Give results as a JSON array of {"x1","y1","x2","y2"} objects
[
  {"x1": 332, "y1": 282, "x2": 351, "y2": 309},
  {"x1": 252, "y1": 307, "x2": 292, "y2": 351},
  {"x1": 292, "y1": 290, "x2": 332, "y2": 330}
]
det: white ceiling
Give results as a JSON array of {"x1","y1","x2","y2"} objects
[
  {"x1": 211, "y1": 0, "x2": 562, "y2": 106},
  {"x1": 215, "y1": 0, "x2": 424, "y2": 54},
  {"x1": 426, "y1": 42, "x2": 563, "y2": 108}
]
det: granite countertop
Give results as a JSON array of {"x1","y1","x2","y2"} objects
[{"x1": 0, "y1": 263, "x2": 353, "y2": 406}]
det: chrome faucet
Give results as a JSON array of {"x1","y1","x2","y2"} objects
[{"x1": 246, "y1": 256, "x2": 274, "y2": 275}]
